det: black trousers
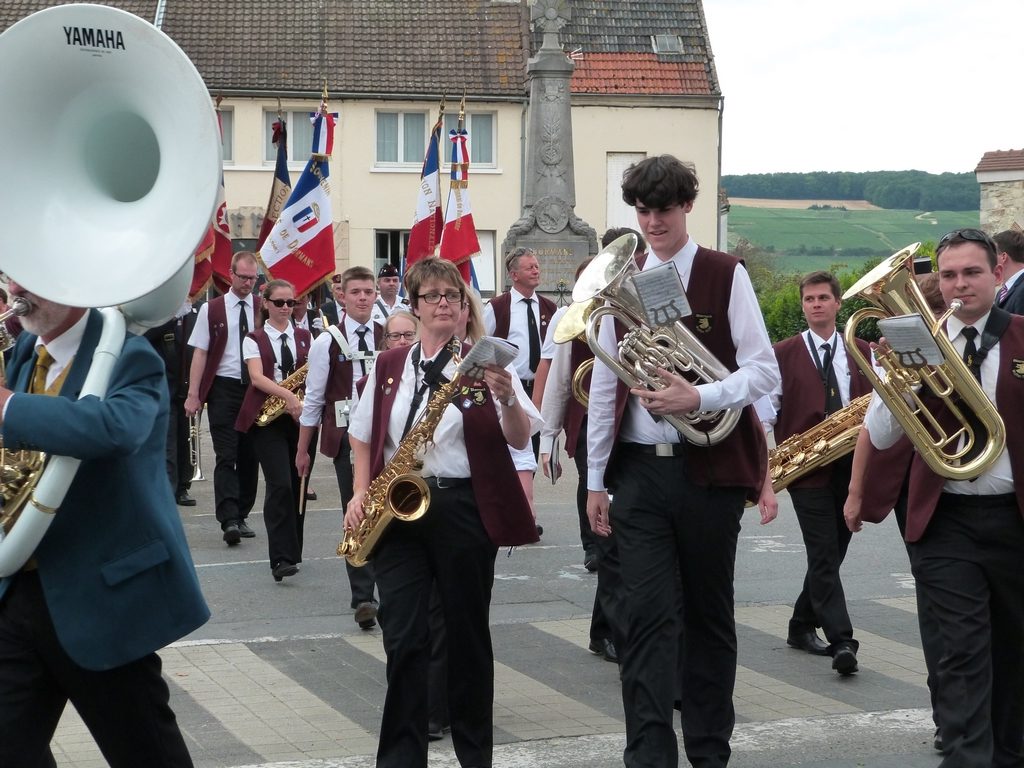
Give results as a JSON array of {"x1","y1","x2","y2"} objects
[
  {"x1": 609, "y1": 449, "x2": 745, "y2": 768},
  {"x1": 207, "y1": 377, "x2": 258, "y2": 526},
  {"x1": 426, "y1": 582, "x2": 448, "y2": 731},
  {"x1": 0, "y1": 573, "x2": 193, "y2": 768},
  {"x1": 573, "y1": 426, "x2": 600, "y2": 556},
  {"x1": 333, "y1": 436, "x2": 376, "y2": 606},
  {"x1": 372, "y1": 483, "x2": 497, "y2": 768},
  {"x1": 166, "y1": 396, "x2": 192, "y2": 496},
  {"x1": 788, "y1": 458, "x2": 857, "y2": 650},
  {"x1": 249, "y1": 418, "x2": 304, "y2": 570},
  {"x1": 908, "y1": 494, "x2": 1024, "y2": 768}
]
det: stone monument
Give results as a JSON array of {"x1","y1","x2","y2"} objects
[{"x1": 501, "y1": 0, "x2": 598, "y2": 293}]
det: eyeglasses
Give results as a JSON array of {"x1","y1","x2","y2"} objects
[
  {"x1": 268, "y1": 298, "x2": 297, "y2": 308},
  {"x1": 417, "y1": 290, "x2": 463, "y2": 305},
  {"x1": 938, "y1": 228, "x2": 995, "y2": 250},
  {"x1": 385, "y1": 331, "x2": 417, "y2": 341},
  {"x1": 232, "y1": 271, "x2": 258, "y2": 282}
]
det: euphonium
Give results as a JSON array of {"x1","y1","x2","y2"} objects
[
  {"x1": 842, "y1": 243, "x2": 1005, "y2": 480},
  {"x1": 562, "y1": 233, "x2": 741, "y2": 446},
  {"x1": 337, "y1": 343, "x2": 462, "y2": 567},
  {"x1": 255, "y1": 363, "x2": 309, "y2": 426}
]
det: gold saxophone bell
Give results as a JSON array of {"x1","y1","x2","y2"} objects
[{"x1": 842, "y1": 243, "x2": 1006, "y2": 480}]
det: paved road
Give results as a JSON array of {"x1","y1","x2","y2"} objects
[{"x1": 52, "y1": 435, "x2": 941, "y2": 768}]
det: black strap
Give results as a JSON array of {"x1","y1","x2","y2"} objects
[
  {"x1": 401, "y1": 343, "x2": 453, "y2": 439},
  {"x1": 238, "y1": 301, "x2": 250, "y2": 385},
  {"x1": 807, "y1": 331, "x2": 843, "y2": 416}
]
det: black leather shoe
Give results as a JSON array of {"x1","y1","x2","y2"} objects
[
  {"x1": 787, "y1": 630, "x2": 830, "y2": 656},
  {"x1": 176, "y1": 491, "x2": 196, "y2": 507},
  {"x1": 238, "y1": 520, "x2": 256, "y2": 538},
  {"x1": 832, "y1": 645, "x2": 858, "y2": 676},
  {"x1": 427, "y1": 722, "x2": 448, "y2": 741},
  {"x1": 601, "y1": 639, "x2": 618, "y2": 663},
  {"x1": 588, "y1": 637, "x2": 617, "y2": 663},
  {"x1": 272, "y1": 562, "x2": 299, "y2": 582},
  {"x1": 535, "y1": 523, "x2": 544, "y2": 537},
  {"x1": 305, "y1": 489, "x2": 318, "y2": 501},
  {"x1": 222, "y1": 522, "x2": 241, "y2": 546},
  {"x1": 354, "y1": 601, "x2": 378, "y2": 629},
  {"x1": 584, "y1": 551, "x2": 598, "y2": 572},
  {"x1": 933, "y1": 728, "x2": 943, "y2": 752}
]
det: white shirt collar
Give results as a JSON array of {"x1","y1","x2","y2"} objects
[
  {"x1": 230, "y1": 290, "x2": 254, "y2": 308},
  {"x1": 510, "y1": 286, "x2": 535, "y2": 304},
  {"x1": 1004, "y1": 269, "x2": 1024, "y2": 292},
  {"x1": 947, "y1": 310, "x2": 991, "y2": 341},
  {"x1": 34, "y1": 310, "x2": 89, "y2": 370},
  {"x1": 806, "y1": 328, "x2": 839, "y2": 349},
  {"x1": 645, "y1": 235, "x2": 697, "y2": 269},
  {"x1": 264, "y1": 322, "x2": 290, "y2": 341}
]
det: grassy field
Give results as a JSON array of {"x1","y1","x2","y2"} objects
[{"x1": 727, "y1": 204, "x2": 980, "y2": 275}]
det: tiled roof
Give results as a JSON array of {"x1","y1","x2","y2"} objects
[
  {"x1": 572, "y1": 53, "x2": 712, "y2": 95},
  {"x1": 534, "y1": 0, "x2": 720, "y2": 96},
  {"x1": 976, "y1": 150, "x2": 1024, "y2": 173},
  {"x1": 2, "y1": 1, "x2": 718, "y2": 98}
]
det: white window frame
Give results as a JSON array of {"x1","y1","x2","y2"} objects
[
  {"x1": 217, "y1": 108, "x2": 234, "y2": 164},
  {"x1": 375, "y1": 110, "x2": 428, "y2": 167},
  {"x1": 442, "y1": 111, "x2": 497, "y2": 168},
  {"x1": 263, "y1": 109, "x2": 318, "y2": 168}
]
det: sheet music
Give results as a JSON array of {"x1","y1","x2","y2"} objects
[
  {"x1": 877, "y1": 314, "x2": 943, "y2": 367},
  {"x1": 458, "y1": 336, "x2": 520, "y2": 379}
]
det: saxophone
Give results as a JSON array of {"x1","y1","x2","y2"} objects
[
  {"x1": 337, "y1": 346, "x2": 462, "y2": 567},
  {"x1": 255, "y1": 363, "x2": 309, "y2": 427},
  {"x1": 768, "y1": 394, "x2": 870, "y2": 493}
]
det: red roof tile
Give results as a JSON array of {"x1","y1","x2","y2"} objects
[
  {"x1": 976, "y1": 150, "x2": 1024, "y2": 173},
  {"x1": 571, "y1": 53, "x2": 711, "y2": 95}
]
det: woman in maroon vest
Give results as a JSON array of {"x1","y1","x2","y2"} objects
[
  {"x1": 345, "y1": 258, "x2": 539, "y2": 768},
  {"x1": 234, "y1": 280, "x2": 310, "y2": 582}
]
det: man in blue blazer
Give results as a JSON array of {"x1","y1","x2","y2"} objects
[
  {"x1": 995, "y1": 229, "x2": 1024, "y2": 316},
  {"x1": 0, "y1": 282, "x2": 210, "y2": 767}
]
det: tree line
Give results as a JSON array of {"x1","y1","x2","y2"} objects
[{"x1": 723, "y1": 171, "x2": 979, "y2": 211}]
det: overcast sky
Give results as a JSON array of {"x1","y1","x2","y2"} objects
[{"x1": 702, "y1": 0, "x2": 1024, "y2": 176}]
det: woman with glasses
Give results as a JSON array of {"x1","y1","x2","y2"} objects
[
  {"x1": 345, "y1": 258, "x2": 540, "y2": 768},
  {"x1": 235, "y1": 280, "x2": 310, "y2": 582},
  {"x1": 379, "y1": 310, "x2": 419, "y2": 351}
]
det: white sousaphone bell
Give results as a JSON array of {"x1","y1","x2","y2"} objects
[{"x1": 0, "y1": 4, "x2": 221, "y2": 575}]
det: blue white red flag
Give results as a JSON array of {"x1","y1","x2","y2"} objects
[
  {"x1": 256, "y1": 118, "x2": 291, "y2": 250},
  {"x1": 438, "y1": 127, "x2": 479, "y2": 285},
  {"x1": 406, "y1": 117, "x2": 444, "y2": 267},
  {"x1": 310, "y1": 109, "x2": 337, "y2": 157},
  {"x1": 259, "y1": 109, "x2": 336, "y2": 296}
]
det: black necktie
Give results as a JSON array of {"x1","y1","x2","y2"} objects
[
  {"x1": 960, "y1": 326, "x2": 985, "y2": 464},
  {"x1": 238, "y1": 301, "x2": 250, "y2": 385},
  {"x1": 524, "y1": 297, "x2": 540, "y2": 373},
  {"x1": 820, "y1": 342, "x2": 843, "y2": 416},
  {"x1": 355, "y1": 327, "x2": 370, "y2": 377},
  {"x1": 279, "y1": 333, "x2": 295, "y2": 378}
]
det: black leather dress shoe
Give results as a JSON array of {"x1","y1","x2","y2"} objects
[
  {"x1": 222, "y1": 522, "x2": 241, "y2": 546},
  {"x1": 933, "y1": 728, "x2": 943, "y2": 752},
  {"x1": 354, "y1": 601, "x2": 378, "y2": 629},
  {"x1": 583, "y1": 551, "x2": 598, "y2": 572},
  {"x1": 588, "y1": 637, "x2": 618, "y2": 663},
  {"x1": 427, "y1": 722, "x2": 449, "y2": 741},
  {"x1": 176, "y1": 491, "x2": 196, "y2": 507},
  {"x1": 832, "y1": 645, "x2": 858, "y2": 676},
  {"x1": 787, "y1": 630, "x2": 830, "y2": 656},
  {"x1": 272, "y1": 562, "x2": 299, "y2": 582},
  {"x1": 238, "y1": 520, "x2": 256, "y2": 538},
  {"x1": 305, "y1": 489, "x2": 318, "y2": 501}
]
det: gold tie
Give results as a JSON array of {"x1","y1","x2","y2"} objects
[{"x1": 31, "y1": 346, "x2": 54, "y2": 394}]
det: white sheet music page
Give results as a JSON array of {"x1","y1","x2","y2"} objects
[
  {"x1": 877, "y1": 314, "x2": 943, "y2": 367},
  {"x1": 458, "y1": 336, "x2": 520, "y2": 379}
]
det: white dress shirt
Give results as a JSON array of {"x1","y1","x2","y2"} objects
[
  {"x1": 371, "y1": 296, "x2": 409, "y2": 326},
  {"x1": 242, "y1": 323, "x2": 295, "y2": 384},
  {"x1": 760, "y1": 328, "x2": 852, "y2": 429},
  {"x1": 483, "y1": 287, "x2": 543, "y2": 381},
  {"x1": 541, "y1": 305, "x2": 568, "y2": 361},
  {"x1": 348, "y1": 342, "x2": 542, "y2": 478},
  {"x1": 187, "y1": 292, "x2": 256, "y2": 379},
  {"x1": 538, "y1": 320, "x2": 575, "y2": 456},
  {"x1": 864, "y1": 310, "x2": 1013, "y2": 494},
  {"x1": 586, "y1": 236, "x2": 779, "y2": 491},
  {"x1": 3, "y1": 312, "x2": 89, "y2": 419}
]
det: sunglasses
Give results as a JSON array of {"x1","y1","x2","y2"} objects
[
  {"x1": 938, "y1": 228, "x2": 996, "y2": 250},
  {"x1": 268, "y1": 298, "x2": 297, "y2": 308}
]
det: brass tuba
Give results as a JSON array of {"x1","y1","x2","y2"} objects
[
  {"x1": 557, "y1": 233, "x2": 741, "y2": 445},
  {"x1": 0, "y1": 4, "x2": 221, "y2": 575},
  {"x1": 842, "y1": 243, "x2": 1006, "y2": 480}
]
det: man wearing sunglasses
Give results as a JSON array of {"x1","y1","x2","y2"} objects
[
  {"x1": 865, "y1": 228, "x2": 1024, "y2": 768},
  {"x1": 185, "y1": 252, "x2": 262, "y2": 547},
  {"x1": 296, "y1": 265, "x2": 382, "y2": 629}
]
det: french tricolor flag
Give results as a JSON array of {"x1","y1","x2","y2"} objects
[
  {"x1": 310, "y1": 108, "x2": 337, "y2": 157},
  {"x1": 259, "y1": 111, "x2": 336, "y2": 296},
  {"x1": 406, "y1": 117, "x2": 443, "y2": 267},
  {"x1": 438, "y1": 127, "x2": 480, "y2": 284},
  {"x1": 256, "y1": 118, "x2": 291, "y2": 250}
]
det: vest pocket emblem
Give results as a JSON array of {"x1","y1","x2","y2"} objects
[
  {"x1": 695, "y1": 314, "x2": 713, "y2": 333},
  {"x1": 1012, "y1": 359, "x2": 1024, "y2": 379},
  {"x1": 460, "y1": 384, "x2": 488, "y2": 407}
]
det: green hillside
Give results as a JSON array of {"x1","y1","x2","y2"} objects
[{"x1": 728, "y1": 205, "x2": 980, "y2": 274}]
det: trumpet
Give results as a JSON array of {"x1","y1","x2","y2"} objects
[
  {"x1": 189, "y1": 409, "x2": 205, "y2": 482},
  {"x1": 0, "y1": 297, "x2": 30, "y2": 384}
]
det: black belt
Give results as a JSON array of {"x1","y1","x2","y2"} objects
[
  {"x1": 423, "y1": 476, "x2": 472, "y2": 489},
  {"x1": 939, "y1": 492, "x2": 1017, "y2": 508},
  {"x1": 619, "y1": 441, "x2": 686, "y2": 457},
  {"x1": 213, "y1": 375, "x2": 246, "y2": 387}
]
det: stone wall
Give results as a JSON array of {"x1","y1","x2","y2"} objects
[{"x1": 980, "y1": 179, "x2": 1024, "y2": 232}]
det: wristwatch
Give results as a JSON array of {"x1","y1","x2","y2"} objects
[{"x1": 502, "y1": 392, "x2": 517, "y2": 407}]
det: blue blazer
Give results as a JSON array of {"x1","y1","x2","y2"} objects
[{"x1": 1, "y1": 309, "x2": 210, "y2": 671}]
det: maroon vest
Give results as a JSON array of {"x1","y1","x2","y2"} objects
[
  {"x1": 489, "y1": 290, "x2": 557, "y2": 346},
  {"x1": 319, "y1": 320, "x2": 384, "y2": 458},
  {"x1": 773, "y1": 333, "x2": 873, "y2": 489},
  {"x1": 197, "y1": 293, "x2": 263, "y2": 401},
  {"x1": 904, "y1": 315, "x2": 1024, "y2": 542},
  {"x1": 607, "y1": 246, "x2": 768, "y2": 500},
  {"x1": 858, "y1": 436, "x2": 913, "y2": 524},
  {"x1": 563, "y1": 339, "x2": 593, "y2": 458},
  {"x1": 234, "y1": 327, "x2": 310, "y2": 432},
  {"x1": 368, "y1": 345, "x2": 538, "y2": 547}
]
